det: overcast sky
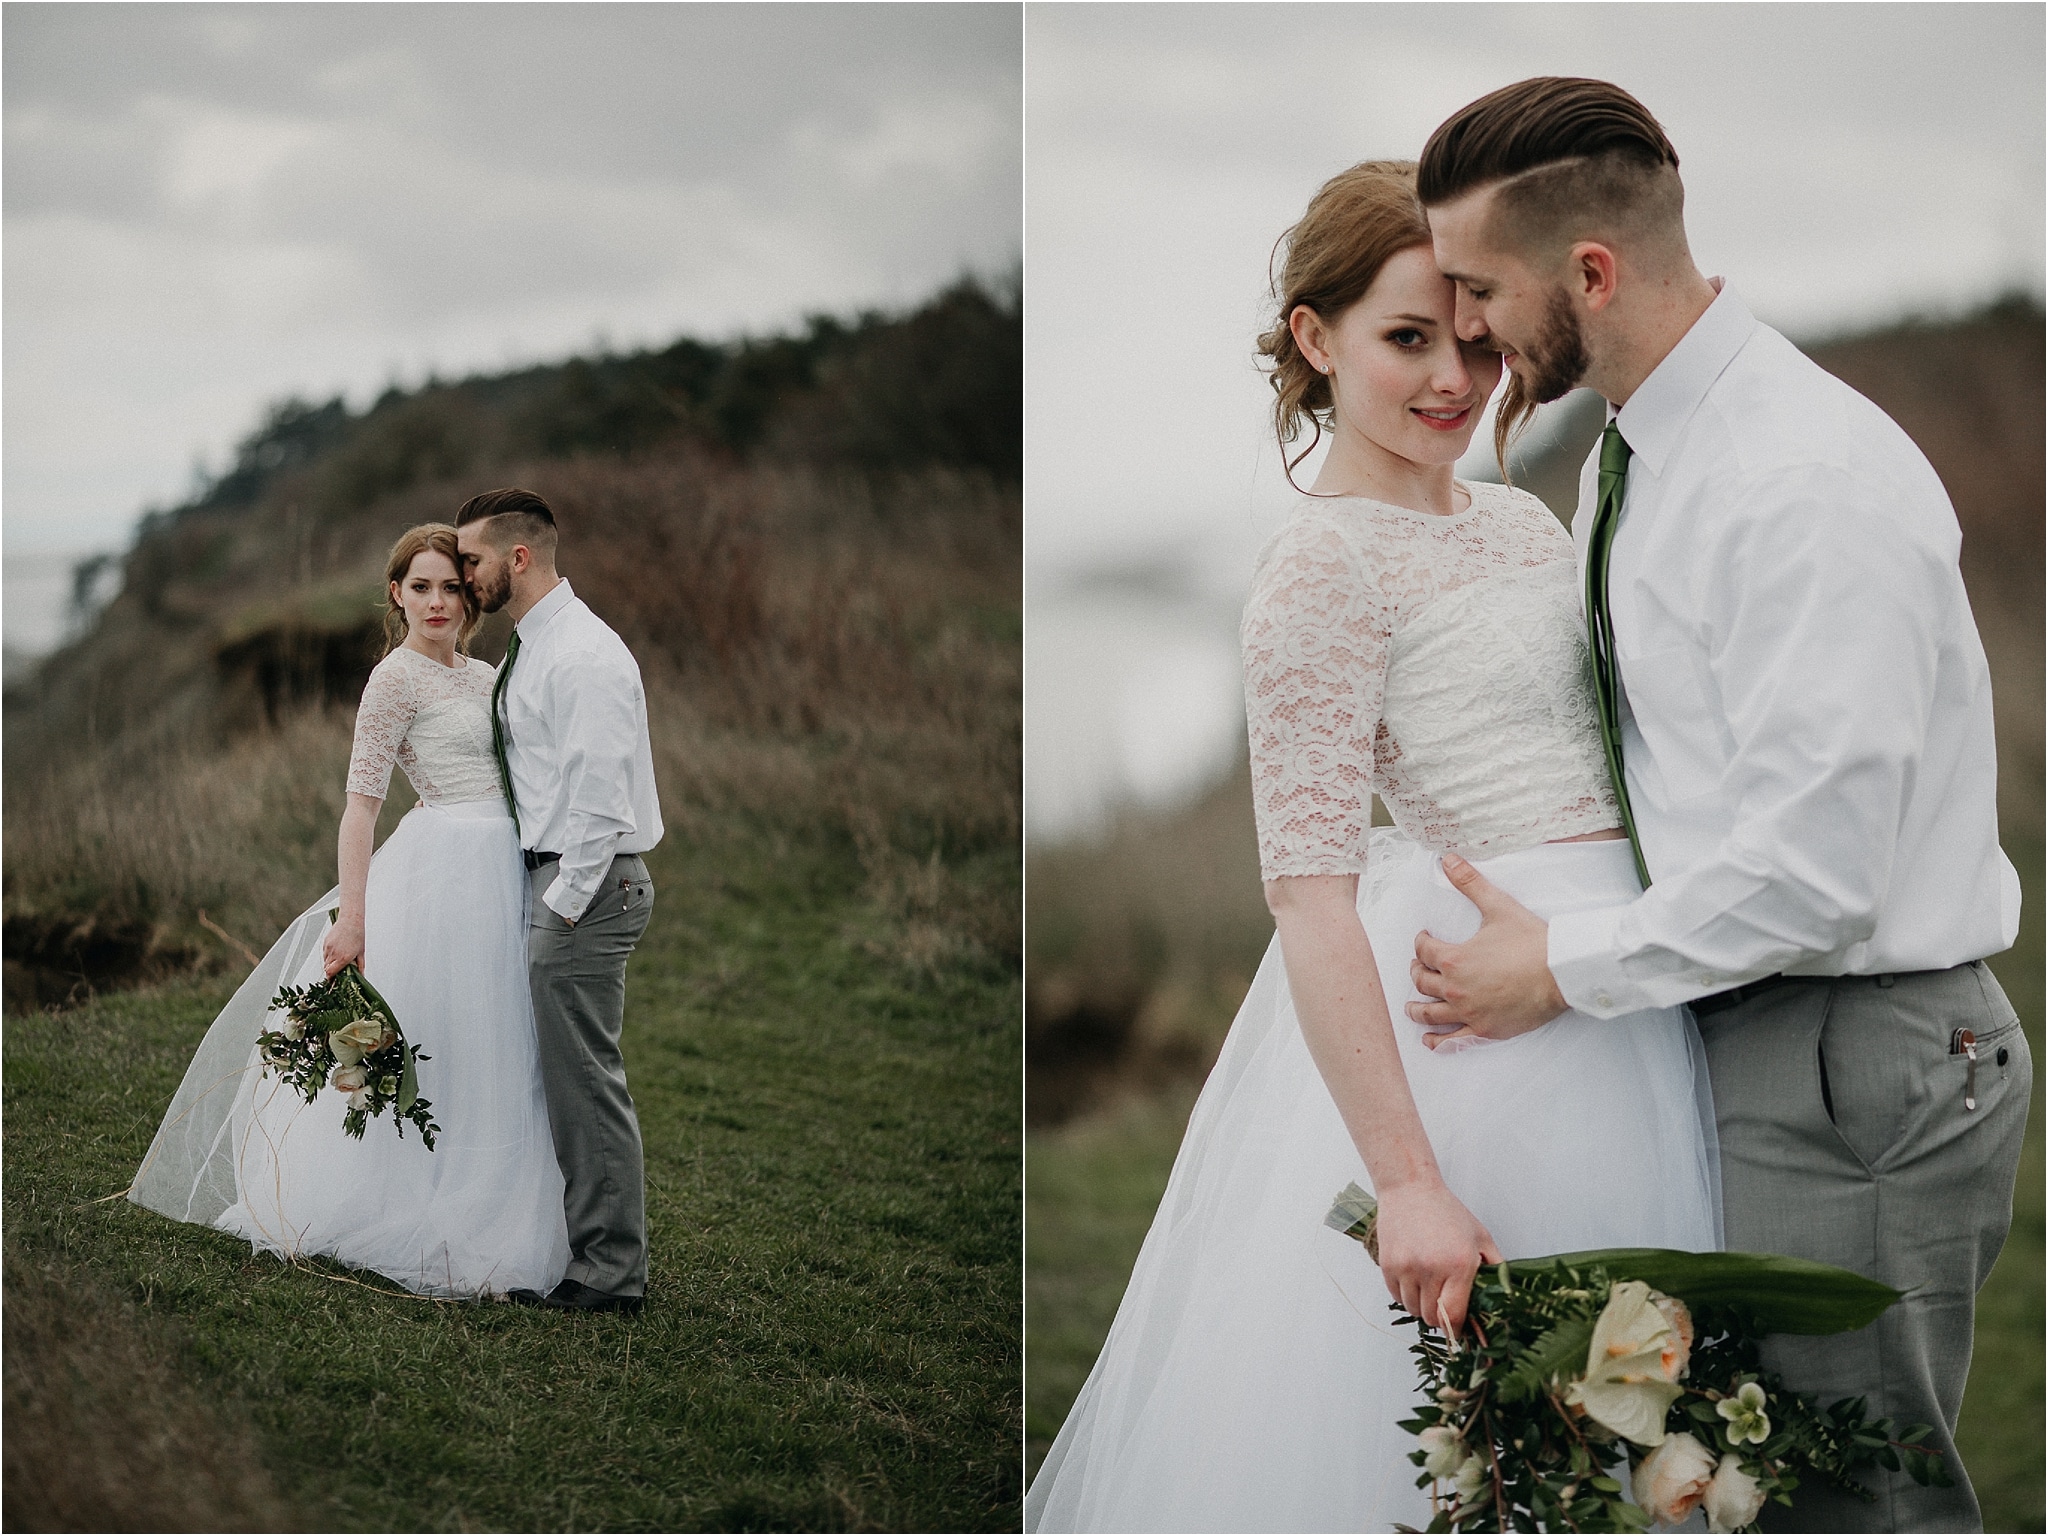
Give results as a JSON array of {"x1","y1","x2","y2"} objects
[
  {"x1": 4, "y1": 2, "x2": 1021, "y2": 558},
  {"x1": 1025, "y1": 1, "x2": 2047, "y2": 588}
]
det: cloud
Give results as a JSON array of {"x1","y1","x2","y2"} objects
[{"x1": 4, "y1": 2, "x2": 1021, "y2": 553}]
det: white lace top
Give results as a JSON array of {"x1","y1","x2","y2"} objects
[
  {"x1": 346, "y1": 647, "x2": 504, "y2": 807},
  {"x1": 1242, "y1": 480, "x2": 1619, "y2": 879}
]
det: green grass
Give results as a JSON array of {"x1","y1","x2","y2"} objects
[
  {"x1": 1026, "y1": 845, "x2": 2044, "y2": 1531},
  {"x1": 5, "y1": 818, "x2": 1021, "y2": 1533}
]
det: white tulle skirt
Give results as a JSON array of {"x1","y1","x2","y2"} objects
[
  {"x1": 1027, "y1": 831, "x2": 1721, "y2": 1534},
  {"x1": 131, "y1": 799, "x2": 570, "y2": 1298}
]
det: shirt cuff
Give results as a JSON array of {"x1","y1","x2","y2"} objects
[
  {"x1": 541, "y1": 871, "x2": 593, "y2": 924},
  {"x1": 1547, "y1": 904, "x2": 1641, "y2": 1019}
]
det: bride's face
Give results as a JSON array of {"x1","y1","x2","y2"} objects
[
  {"x1": 393, "y1": 550, "x2": 466, "y2": 642},
  {"x1": 1306, "y1": 245, "x2": 1502, "y2": 468}
]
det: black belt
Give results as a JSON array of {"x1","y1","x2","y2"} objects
[
  {"x1": 1691, "y1": 973, "x2": 1798, "y2": 1016},
  {"x1": 523, "y1": 849, "x2": 561, "y2": 871},
  {"x1": 1692, "y1": 968, "x2": 1946, "y2": 1017}
]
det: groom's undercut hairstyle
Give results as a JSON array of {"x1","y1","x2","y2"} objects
[
  {"x1": 455, "y1": 487, "x2": 558, "y2": 561},
  {"x1": 1417, "y1": 78, "x2": 1688, "y2": 271}
]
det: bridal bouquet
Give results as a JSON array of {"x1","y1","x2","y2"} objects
[
  {"x1": 261, "y1": 955, "x2": 440, "y2": 1147},
  {"x1": 1326, "y1": 1185, "x2": 1948, "y2": 1533}
]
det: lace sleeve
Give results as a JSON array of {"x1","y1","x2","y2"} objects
[
  {"x1": 346, "y1": 656, "x2": 416, "y2": 801},
  {"x1": 1241, "y1": 517, "x2": 1394, "y2": 879}
]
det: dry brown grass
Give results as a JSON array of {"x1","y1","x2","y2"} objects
[
  {"x1": 1026, "y1": 765, "x2": 1273, "y2": 1124},
  {"x1": 4, "y1": 452, "x2": 1019, "y2": 1002}
]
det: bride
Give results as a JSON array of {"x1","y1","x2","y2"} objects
[
  {"x1": 130, "y1": 523, "x2": 570, "y2": 1298},
  {"x1": 1027, "y1": 162, "x2": 1720, "y2": 1533}
]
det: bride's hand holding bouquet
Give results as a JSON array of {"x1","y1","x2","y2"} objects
[
  {"x1": 322, "y1": 908, "x2": 366, "y2": 978},
  {"x1": 1375, "y1": 1176, "x2": 1504, "y2": 1337}
]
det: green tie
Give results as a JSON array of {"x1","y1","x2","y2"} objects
[
  {"x1": 490, "y1": 629, "x2": 522, "y2": 837},
  {"x1": 1586, "y1": 422, "x2": 1651, "y2": 888}
]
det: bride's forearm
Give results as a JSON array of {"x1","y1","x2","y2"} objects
[
  {"x1": 335, "y1": 795, "x2": 380, "y2": 921},
  {"x1": 1266, "y1": 875, "x2": 1443, "y2": 1195}
]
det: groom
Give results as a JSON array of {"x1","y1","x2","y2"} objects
[
  {"x1": 1403, "y1": 79, "x2": 2030, "y2": 1531},
  {"x1": 456, "y1": 488, "x2": 664, "y2": 1315}
]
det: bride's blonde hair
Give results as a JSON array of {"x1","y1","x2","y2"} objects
[
  {"x1": 1256, "y1": 161, "x2": 1434, "y2": 493},
  {"x1": 381, "y1": 523, "x2": 480, "y2": 657}
]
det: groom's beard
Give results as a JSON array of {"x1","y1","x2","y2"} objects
[
  {"x1": 1514, "y1": 287, "x2": 1591, "y2": 405},
  {"x1": 470, "y1": 566, "x2": 512, "y2": 614}
]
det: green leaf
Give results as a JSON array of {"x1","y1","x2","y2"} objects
[
  {"x1": 398, "y1": 1044, "x2": 419, "y2": 1113},
  {"x1": 1589, "y1": 1476, "x2": 1622, "y2": 1493},
  {"x1": 1497, "y1": 1316, "x2": 1595, "y2": 1403},
  {"x1": 1507, "y1": 1248, "x2": 1903, "y2": 1335}
]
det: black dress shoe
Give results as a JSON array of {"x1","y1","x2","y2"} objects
[
  {"x1": 539, "y1": 1278, "x2": 644, "y2": 1314},
  {"x1": 505, "y1": 1288, "x2": 549, "y2": 1306}
]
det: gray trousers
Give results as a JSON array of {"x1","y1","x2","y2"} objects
[
  {"x1": 1696, "y1": 961, "x2": 2030, "y2": 1532},
  {"x1": 528, "y1": 854, "x2": 655, "y2": 1298}
]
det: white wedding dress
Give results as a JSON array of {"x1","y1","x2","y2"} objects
[
  {"x1": 131, "y1": 645, "x2": 571, "y2": 1297},
  {"x1": 1028, "y1": 482, "x2": 1722, "y2": 1534}
]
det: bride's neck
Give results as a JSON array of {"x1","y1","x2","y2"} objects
[
  {"x1": 402, "y1": 631, "x2": 460, "y2": 668},
  {"x1": 1307, "y1": 431, "x2": 1463, "y2": 517}
]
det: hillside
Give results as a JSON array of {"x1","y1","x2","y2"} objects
[
  {"x1": 4, "y1": 275, "x2": 1022, "y2": 1005},
  {"x1": 4, "y1": 278, "x2": 1023, "y2": 1530}
]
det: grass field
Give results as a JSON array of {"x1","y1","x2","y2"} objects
[
  {"x1": 1025, "y1": 847, "x2": 2045, "y2": 1533},
  {"x1": 6, "y1": 813, "x2": 1021, "y2": 1532}
]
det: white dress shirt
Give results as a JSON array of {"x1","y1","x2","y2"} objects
[
  {"x1": 1548, "y1": 285, "x2": 2020, "y2": 1018},
  {"x1": 501, "y1": 578, "x2": 664, "y2": 923}
]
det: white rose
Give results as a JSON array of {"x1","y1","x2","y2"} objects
[
  {"x1": 329, "y1": 1017, "x2": 386, "y2": 1067},
  {"x1": 1702, "y1": 1453, "x2": 1766, "y2": 1533},
  {"x1": 283, "y1": 1017, "x2": 307, "y2": 1041},
  {"x1": 1417, "y1": 1425, "x2": 1469, "y2": 1479},
  {"x1": 330, "y1": 1063, "x2": 369, "y2": 1093},
  {"x1": 1566, "y1": 1281, "x2": 1687, "y2": 1445},
  {"x1": 347, "y1": 1086, "x2": 371, "y2": 1110},
  {"x1": 1635, "y1": 1432, "x2": 1717, "y2": 1527}
]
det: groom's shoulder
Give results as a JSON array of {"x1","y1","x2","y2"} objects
[
  {"x1": 1707, "y1": 324, "x2": 1941, "y2": 492},
  {"x1": 552, "y1": 597, "x2": 644, "y2": 672}
]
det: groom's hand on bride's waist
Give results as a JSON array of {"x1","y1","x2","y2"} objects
[{"x1": 1406, "y1": 855, "x2": 1568, "y2": 1046}]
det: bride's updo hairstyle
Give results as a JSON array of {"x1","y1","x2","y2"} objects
[
  {"x1": 381, "y1": 522, "x2": 480, "y2": 656},
  {"x1": 1256, "y1": 160, "x2": 1432, "y2": 491}
]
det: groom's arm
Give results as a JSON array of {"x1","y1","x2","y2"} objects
[
  {"x1": 1414, "y1": 461, "x2": 1958, "y2": 1033},
  {"x1": 540, "y1": 646, "x2": 648, "y2": 924},
  {"x1": 1547, "y1": 460, "x2": 1950, "y2": 1018}
]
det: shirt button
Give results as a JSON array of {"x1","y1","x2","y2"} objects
[{"x1": 1596, "y1": 992, "x2": 1614, "y2": 1010}]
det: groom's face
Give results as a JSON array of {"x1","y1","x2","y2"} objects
[
  {"x1": 456, "y1": 523, "x2": 515, "y2": 614},
  {"x1": 1427, "y1": 188, "x2": 1589, "y2": 406}
]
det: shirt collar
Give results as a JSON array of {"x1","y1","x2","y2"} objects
[
  {"x1": 515, "y1": 576, "x2": 574, "y2": 641},
  {"x1": 1610, "y1": 280, "x2": 1756, "y2": 477}
]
